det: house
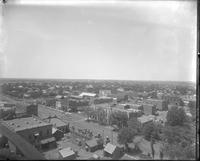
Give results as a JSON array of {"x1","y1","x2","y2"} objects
[
  {"x1": 52, "y1": 127, "x2": 64, "y2": 141},
  {"x1": 120, "y1": 154, "x2": 138, "y2": 160},
  {"x1": 137, "y1": 115, "x2": 154, "y2": 127},
  {"x1": 59, "y1": 147, "x2": 76, "y2": 160},
  {"x1": 103, "y1": 143, "x2": 124, "y2": 159},
  {"x1": 85, "y1": 138, "x2": 103, "y2": 152}
]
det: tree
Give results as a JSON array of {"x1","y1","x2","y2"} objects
[
  {"x1": 109, "y1": 112, "x2": 128, "y2": 129},
  {"x1": 166, "y1": 106, "x2": 188, "y2": 126},
  {"x1": 142, "y1": 122, "x2": 160, "y2": 141},
  {"x1": 188, "y1": 100, "x2": 196, "y2": 122},
  {"x1": 162, "y1": 125, "x2": 196, "y2": 160},
  {"x1": 127, "y1": 117, "x2": 141, "y2": 134},
  {"x1": 118, "y1": 127, "x2": 137, "y2": 151}
]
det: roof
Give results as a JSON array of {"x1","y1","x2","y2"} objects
[
  {"x1": 146, "y1": 99, "x2": 164, "y2": 103},
  {"x1": 48, "y1": 118, "x2": 67, "y2": 127},
  {"x1": 86, "y1": 139, "x2": 98, "y2": 148},
  {"x1": 104, "y1": 143, "x2": 117, "y2": 154},
  {"x1": 3, "y1": 116, "x2": 51, "y2": 132},
  {"x1": 40, "y1": 137, "x2": 56, "y2": 144},
  {"x1": 142, "y1": 103, "x2": 155, "y2": 107},
  {"x1": 79, "y1": 92, "x2": 96, "y2": 97},
  {"x1": 120, "y1": 154, "x2": 138, "y2": 160},
  {"x1": 59, "y1": 147, "x2": 75, "y2": 158},
  {"x1": 137, "y1": 115, "x2": 154, "y2": 124}
]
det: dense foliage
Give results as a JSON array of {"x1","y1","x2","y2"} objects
[
  {"x1": 109, "y1": 112, "x2": 128, "y2": 129},
  {"x1": 166, "y1": 106, "x2": 188, "y2": 126}
]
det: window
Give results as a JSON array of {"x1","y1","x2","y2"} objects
[
  {"x1": 47, "y1": 129, "x2": 50, "y2": 136},
  {"x1": 39, "y1": 131, "x2": 42, "y2": 137}
]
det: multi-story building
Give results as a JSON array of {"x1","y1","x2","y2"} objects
[
  {"x1": 2, "y1": 116, "x2": 56, "y2": 153},
  {"x1": 142, "y1": 103, "x2": 156, "y2": 115},
  {"x1": 162, "y1": 95, "x2": 184, "y2": 106},
  {"x1": 145, "y1": 99, "x2": 168, "y2": 111},
  {"x1": 99, "y1": 90, "x2": 112, "y2": 97}
]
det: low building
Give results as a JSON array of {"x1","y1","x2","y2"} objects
[
  {"x1": 44, "y1": 117, "x2": 69, "y2": 133},
  {"x1": 120, "y1": 154, "x2": 138, "y2": 160},
  {"x1": 52, "y1": 127, "x2": 64, "y2": 141},
  {"x1": 104, "y1": 143, "x2": 124, "y2": 159},
  {"x1": 79, "y1": 92, "x2": 96, "y2": 98},
  {"x1": 85, "y1": 139, "x2": 99, "y2": 152},
  {"x1": 58, "y1": 147, "x2": 76, "y2": 160},
  {"x1": 137, "y1": 115, "x2": 154, "y2": 126},
  {"x1": 0, "y1": 106, "x2": 16, "y2": 120},
  {"x1": 85, "y1": 138, "x2": 103, "y2": 152},
  {"x1": 94, "y1": 97, "x2": 113, "y2": 104}
]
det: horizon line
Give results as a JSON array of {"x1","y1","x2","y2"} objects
[{"x1": 0, "y1": 77, "x2": 196, "y2": 83}]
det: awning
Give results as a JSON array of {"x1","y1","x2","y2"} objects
[{"x1": 40, "y1": 137, "x2": 56, "y2": 145}]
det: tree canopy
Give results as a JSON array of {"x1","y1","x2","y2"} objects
[
  {"x1": 109, "y1": 111, "x2": 128, "y2": 129},
  {"x1": 166, "y1": 106, "x2": 188, "y2": 126},
  {"x1": 127, "y1": 117, "x2": 142, "y2": 134},
  {"x1": 142, "y1": 122, "x2": 161, "y2": 141},
  {"x1": 118, "y1": 127, "x2": 137, "y2": 145}
]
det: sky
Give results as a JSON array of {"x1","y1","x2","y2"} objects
[{"x1": 0, "y1": 0, "x2": 197, "y2": 82}]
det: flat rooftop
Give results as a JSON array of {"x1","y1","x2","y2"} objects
[
  {"x1": 3, "y1": 116, "x2": 51, "y2": 132},
  {"x1": 45, "y1": 117, "x2": 67, "y2": 127}
]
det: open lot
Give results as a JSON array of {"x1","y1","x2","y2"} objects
[{"x1": 38, "y1": 104, "x2": 119, "y2": 145}]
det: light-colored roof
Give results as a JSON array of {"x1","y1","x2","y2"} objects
[
  {"x1": 55, "y1": 95, "x2": 62, "y2": 99},
  {"x1": 40, "y1": 137, "x2": 55, "y2": 144},
  {"x1": 79, "y1": 92, "x2": 96, "y2": 97},
  {"x1": 120, "y1": 154, "x2": 138, "y2": 160},
  {"x1": 86, "y1": 139, "x2": 98, "y2": 147},
  {"x1": 137, "y1": 115, "x2": 154, "y2": 124},
  {"x1": 104, "y1": 143, "x2": 116, "y2": 154},
  {"x1": 59, "y1": 147, "x2": 75, "y2": 158}
]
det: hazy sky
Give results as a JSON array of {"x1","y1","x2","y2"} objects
[{"x1": 0, "y1": 0, "x2": 197, "y2": 81}]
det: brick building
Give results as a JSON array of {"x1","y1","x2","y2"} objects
[
  {"x1": 145, "y1": 99, "x2": 168, "y2": 111},
  {"x1": 2, "y1": 116, "x2": 56, "y2": 153},
  {"x1": 142, "y1": 103, "x2": 156, "y2": 115}
]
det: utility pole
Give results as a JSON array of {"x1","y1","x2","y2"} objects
[
  {"x1": 111, "y1": 129, "x2": 113, "y2": 144},
  {"x1": 102, "y1": 129, "x2": 104, "y2": 144}
]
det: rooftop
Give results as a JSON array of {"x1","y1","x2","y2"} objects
[
  {"x1": 59, "y1": 147, "x2": 75, "y2": 158},
  {"x1": 86, "y1": 139, "x2": 98, "y2": 148},
  {"x1": 104, "y1": 143, "x2": 117, "y2": 154},
  {"x1": 137, "y1": 115, "x2": 154, "y2": 124},
  {"x1": 3, "y1": 116, "x2": 51, "y2": 132},
  {"x1": 46, "y1": 117, "x2": 67, "y2": 127},
  {"x1": 79, "y1": 92, "x2": 96, "y2": 97}
]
